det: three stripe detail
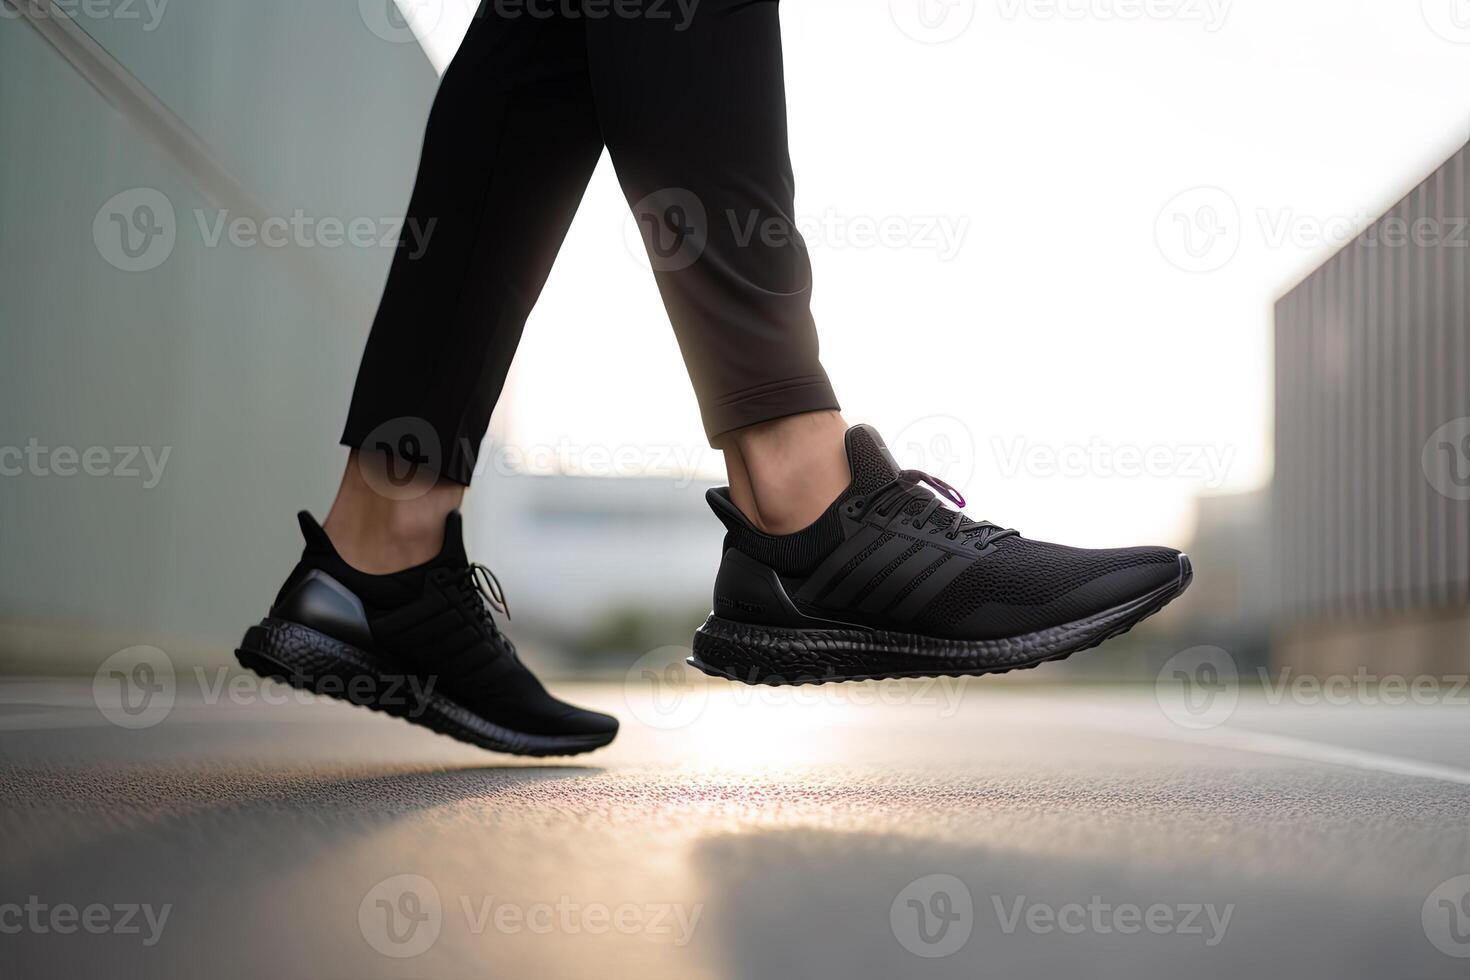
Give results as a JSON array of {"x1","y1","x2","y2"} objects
[{"x1": 800, "y1": 525, "x2": 971, "y2": 623}]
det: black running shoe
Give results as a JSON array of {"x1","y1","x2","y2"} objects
[
  {"x1": 690, "y1": 425, "x2": 1193, "y2": 685},
  {"x1": 235, "y1": 512, "x2": 618, "y2": 755}
]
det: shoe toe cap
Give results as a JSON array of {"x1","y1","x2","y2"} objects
[
  {"x1": 1044, "y1": 545, "x2": 1187, "y2": 625},
  {"x1": 554, "y1": 705, "x2": 620, "y2": 739},
  {"x1": 933, "y1": 543, "x2": 1188, "y2": 640}
]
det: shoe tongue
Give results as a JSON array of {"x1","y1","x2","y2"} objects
[{"x1": 844, "y1": 424, "x2": 901, "y2": 494}]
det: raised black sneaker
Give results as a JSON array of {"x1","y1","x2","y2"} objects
[
  {"x1": 691, "y1": 424, "x2": 1193, "y2": 685},
  {"x1": 235, "y1": 511, "x2": 618, "y2": 755}
]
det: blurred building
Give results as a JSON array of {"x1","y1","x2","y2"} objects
[
  {"x1": 1, "y1": 0, "x2": 439, "y2": 670},
  {"x1": 1273, "y1": 138, "x2": 1470, "y2": 674},
  {"x1": 467, "y1": 462, "x2": 723, "y2": 673},
  {"x1": 1169, "y1": 489, "x2": 1274, "y2": 667}
]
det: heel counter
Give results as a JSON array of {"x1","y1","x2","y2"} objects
[
  {"x1": 269, "y1": 569, "x2": 375, "y2": 651},
  {"x1": 712, "y1": 549, "x2": 813, "y2": 628}
]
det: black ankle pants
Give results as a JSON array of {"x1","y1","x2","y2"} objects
[{"x1": 341, "y1": 0, "x2": 839, "y2": 485}]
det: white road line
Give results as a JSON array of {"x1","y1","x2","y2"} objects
[{"x1": 1127, "y1": 723, "x2": 1470, "y2": 787}]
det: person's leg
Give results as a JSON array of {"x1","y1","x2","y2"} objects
[
  {"x1": 238, "y1": 8, "x2": 620, "y2": 753},
  {"x1": 331, "y1": 5, "x2": 605, "y2": 571},
  {"x1": 585, "y1": 0, "x2": 850, "y2": 534},
  {"x1": 720, "y1": 411, "x2": 850, "y2": 534}
]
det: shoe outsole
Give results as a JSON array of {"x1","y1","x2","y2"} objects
[
  {"x1": 687, "y1": 554, "x2": 1193, "y2": 686},
  {"x1": 234, "y1": 618, "x2": 616, "y2": 757}
]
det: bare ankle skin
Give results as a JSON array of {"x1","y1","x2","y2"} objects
[
  {"x1": 721, "y1": 410, "x2": 851, "y2": 535},
  {"x1": 322, "y1": 451, "x2": 465, "y2": 574}
]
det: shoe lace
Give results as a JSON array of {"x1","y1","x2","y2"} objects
[
  {"x1": 855, "y1": 469, "x2": 1019, "y2": 548},
  {"x1": 455, "y1": 562, "x2": 512, "y2": 640},
  {"x1": 470, "y1": 561, "x2": 511, "y2": 616}
]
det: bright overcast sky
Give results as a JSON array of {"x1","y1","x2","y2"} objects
[{"x1": 395, "y1": 0, "x2": 1470, "y2": 548}]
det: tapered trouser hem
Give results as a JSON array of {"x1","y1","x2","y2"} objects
[{"x1": 701, "y1": 376, "x2": 842, "y2": 444}]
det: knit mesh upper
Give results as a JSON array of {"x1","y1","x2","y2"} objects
[{"x1": 912, "y1": 538, "x2": 1177, "y2": 629}]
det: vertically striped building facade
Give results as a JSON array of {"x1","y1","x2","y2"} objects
[{"x1": 1274, "y1": 140, "x2": 1470, "y2": 668}]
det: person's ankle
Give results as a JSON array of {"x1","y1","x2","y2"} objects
[
  {"x1": 722, "y1": 411, "x2": 850, "y2": 535},
  {"x1": 323, "y1": 510, "x2": 448, "y2": 574},
  {"x1": 322, "y1": 451, "x2": 465, "y2": 574}
]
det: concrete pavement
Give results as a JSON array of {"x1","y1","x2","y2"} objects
[{"x1": 3, "y1": 671, "x2": 1469, "y2": 979}]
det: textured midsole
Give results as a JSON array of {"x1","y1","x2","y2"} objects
[{"x1": 691, "y1": 558, "x2": 1190, "y2": 684}]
